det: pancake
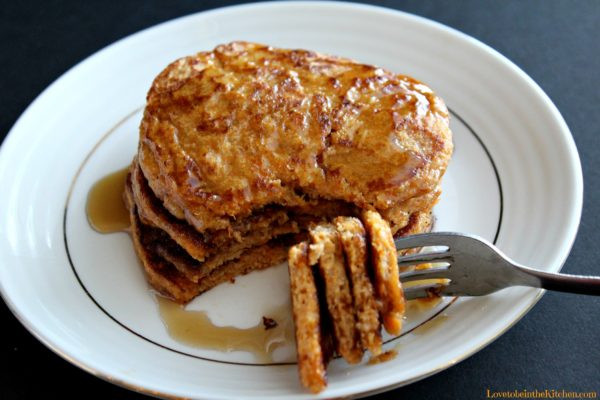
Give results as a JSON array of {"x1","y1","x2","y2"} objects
[
  {"x1": 309, "y1": 224, "x2": 362, "y2": 364},
  {"x1": 362, "y1": 209, "x2": 405, "y2": 335},
  {"x1": 288, "y1": 242, "x2": 328, "y2": 394},
  {"x1": 129, "y1": 41, "x2": 450, "y2": 305},
  {"x1": 138, "y1": 41, "x2": 452, "y2": 234},
  {"x1": 289, "y1": 210, "x2": 420, "y2": 392},
  {"x1": 334, "y1": 216, "x2": 382, "y2": 356},
  {"x1": 125, "y1": 174, "x2": 200, "y2": 302},
  {"x1": 132, "y1": 159, "x2": 299, "y2": 270},
  {"x1": 125, "y1": 173, "x2": 289, "y2": 303}
]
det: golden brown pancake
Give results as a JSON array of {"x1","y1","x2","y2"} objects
[
  {"x1": 125, "y1": 174, "x2": 289, "y2": 303},
  {"x1": 138, "y1": 41, "x2": 452, "y2": 234},
  {"x1": 131, "y1": 159, "x2": 299, "y2": 269},
  {"x1": 334, "y1": 216, "x2": 382, "y2": 356},
  {"x1": 362, "y1": 209, "x2": 406, "y2": 335},
  {"x1": 309, "y1": 224, "x2": 362, "y2": 364},
  {"x1": 125, "y1": 175, "x2": 200, "y2": 302},
  {"x1": 288, "y1": 242, "x2": 328, "y2": 394},
  {"x1": 133, "y1": 157, "x2": 302, "y2": 251}
]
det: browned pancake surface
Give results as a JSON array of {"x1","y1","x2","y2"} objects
[{"x1": 138, "y1": 41, "x2": 452, "y2": 233}]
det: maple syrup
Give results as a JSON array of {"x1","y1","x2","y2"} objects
[
  {"x1": 411, "y1": 313, "x2": 449, "y2": 335},
  {"x1": 86, "y1": 167, "x2": 130, "y2": 233},
  {"x1": 156, "y1": 296, "x2": 295, "y2": 363}
]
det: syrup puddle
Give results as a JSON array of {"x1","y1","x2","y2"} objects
[
  {"x1": 404, "y1": 286, "x2": 449, "y2": 335},
  {"x1": 156, "y1": 296, "x2": 295, "y2": 363},
  {"x1": 86, "y1": 167, "x2": 130, "y2": 233},
  {"x1": 410, "y1": 312, "x2": 449, "y2": 335}
]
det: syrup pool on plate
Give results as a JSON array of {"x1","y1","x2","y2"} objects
[
  {"x1": 156, "y1": 296, "x2": 295, "y2": 363},
  {"x1": 86, "y1": 167, "x2": 130, "y2": 233}
]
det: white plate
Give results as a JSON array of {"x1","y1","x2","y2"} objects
[{"x1": 0, "y1": 2, "x2": 582, "y2": 399}]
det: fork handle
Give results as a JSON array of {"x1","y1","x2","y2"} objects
[{"x1": 515, "y1": 265, "x2": 600, "y2": 295}]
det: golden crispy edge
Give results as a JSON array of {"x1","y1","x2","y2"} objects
[
  {"x1": 288, "y1": 242, "x2": 328, "y2": 394},
  {"x1": 124, "y1": 174, "x2": 200, "y2": 303},
  {"x1": 334, "y1": 216, "x2": 382, "y2": 356},
  {"x1": 362, "y1": 209, "x2": 405, "y2": 335},
  {"x1": 126, "y1": 172, "x2": 289, "y2": 303},
  {"x1": 395, "y1": 211, "x2": 434, "y2": 258},
  {"x1": 132, "y1": 159, "x2": 299, "y2": 282},
  {"x1": 131, "y1": 159, "x2": 211, "y2": 261},
  {"x1": 309, "y1": 224, "x2": 362, "y2": 364}
]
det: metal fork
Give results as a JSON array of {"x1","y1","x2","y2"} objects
[{"x1": 396, "y1": 232, "x2": 600, "y2": 300}]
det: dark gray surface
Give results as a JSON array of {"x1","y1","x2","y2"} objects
[{"x1": 1, "y1": 1, "x2": 598, "y2": 398}]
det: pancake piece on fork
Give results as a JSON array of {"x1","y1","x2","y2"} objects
[
  {"x1": 288, "y1": 242, "x2": 330, "y2": 394},
  {"x1": 362, "y1": 209, "x2": 406, "y2": 335},
  {"x1": 334, "y1": 216, "x2": 382, "y2": 356},
  {"x1": 309, "y1": 224, "x2": 363, "y2": 364}
]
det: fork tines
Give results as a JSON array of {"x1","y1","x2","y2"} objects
[{"x1": 395, "y1": 233, "x2": 455, "y2": 300}]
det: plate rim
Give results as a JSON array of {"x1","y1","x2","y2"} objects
[{"x1": 0, "y1": 1, "x2": 584, "y2": 398}]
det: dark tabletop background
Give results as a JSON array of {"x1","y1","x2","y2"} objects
[{"x1": 1, "y1": 1, "x2": 599, "y2": 399}]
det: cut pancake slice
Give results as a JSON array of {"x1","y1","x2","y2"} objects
[
  {"x1": 334, "y1": 216, "x2": 382, "y2": 356},
  {"x1": 193, "y1": 241, "x2": 289, "y2": 295},
  {"x1": 362, "y1": 210, "x2": 406, "y2": 335},
  {"x1": 288, "y1": 210, "x2": 429, "y2": 393},
  {"x1": 125, "y1": 173, "x2": 289, "y2": 303},
  {"x1": 288, "y1": 242, "x2": 328, "y2": 394},
  {"x1": 309, "y1": 224, "x2": 362, "y2": 364}
]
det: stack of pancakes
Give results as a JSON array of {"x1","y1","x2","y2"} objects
[{"x1": 125, "y1": 42, "x2": 452, "y2": 316}]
